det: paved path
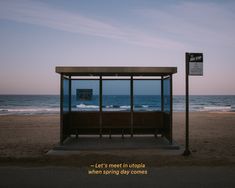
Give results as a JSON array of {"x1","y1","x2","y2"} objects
[{"x1": 0, "y1": 166, "x2": 234, "y2": 188}]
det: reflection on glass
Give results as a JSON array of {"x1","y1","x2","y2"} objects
[
  {"x1": 133, "y1": 80, "x2": 161, "y2": 111},
  {"x1": 103, "y1": 80, "x2": 130, "y2": 111},
  {"x1": 63, "y1": 78, "x2": 69, "y2": 112},
  {"x1": 164, "y1": 78, "x2": 170, "y2": 112},
  {"x1": 71, "y1": 80, "x2": 99, "y2": 111}
]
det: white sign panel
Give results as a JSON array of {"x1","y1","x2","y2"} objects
[
  {"x1": 187, "y1": 53, "x2": 203, "y2": 76},
  {"x1": 189, "y1": 62, "x2": 203, "y2": 76}
]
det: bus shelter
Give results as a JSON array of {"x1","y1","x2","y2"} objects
[{"x1": 56, "y1": 67, "x2": 177, "y2": 144}]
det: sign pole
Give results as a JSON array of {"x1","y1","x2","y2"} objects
[
  {"x1": 183, "y1": 52, "x2": 203, "y2": 156},
  {"x1": 183, "y1": 53, "x2": 191, "y2": 156}
]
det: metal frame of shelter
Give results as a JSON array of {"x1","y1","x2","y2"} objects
[{"x1": 56, "y1": 67, "x2": 177, "y2": 145}]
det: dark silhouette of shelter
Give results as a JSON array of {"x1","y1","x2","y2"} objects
[{"x1": 56, "y1": 66, "x2": 177, "y2": 145}]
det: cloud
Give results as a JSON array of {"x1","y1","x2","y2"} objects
[
  {"x1": 0, "y1": 0, "x2": 126, "y2": 39},
  {"x1": 0, "y1": 0, "x2": 185, "y2": 49},
  {"x1": 2, "y1": 1, "x2": 232, "y2": 50},
  {"x1": 134, "y1": 1, "x2": 235, "y2": 48}
]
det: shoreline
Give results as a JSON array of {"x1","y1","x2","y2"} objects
[
  {"x1": 0, "y1": 112, "x2": 235, "y2": 166},
  {"x1": 1, "y1": 110, "x2": 235, "y2": 117}
]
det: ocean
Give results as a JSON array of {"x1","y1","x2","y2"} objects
[{"x1": 0, "y1": 95, "x2": 234, "y2": 115}]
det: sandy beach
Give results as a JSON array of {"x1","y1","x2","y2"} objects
[{"x1": 0, "y1": 112, "x2": 234, "y2": 166}]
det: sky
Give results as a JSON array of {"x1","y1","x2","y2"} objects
[{"x1": 0, "y1": 0, "x2": 235, "y2": 95}]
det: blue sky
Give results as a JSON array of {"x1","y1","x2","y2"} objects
[{"x1": 0, "y1": 0, "x2": 235, "y2": 95}]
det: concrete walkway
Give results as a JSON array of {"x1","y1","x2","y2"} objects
[
  {"x1": 53, "y1": 136, "x2": 180, "y2": 151},
  {"x1": 0, "y1": 166, "x2": 234, "y2": 188}
]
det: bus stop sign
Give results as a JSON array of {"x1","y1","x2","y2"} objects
[{"x1": 187, "y1": 53, "x2": 203, "y2": 76}]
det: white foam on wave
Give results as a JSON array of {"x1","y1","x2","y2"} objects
[
  {"x1": 76, "y1": 104, "x2": 99, "y2": 109},
  {"x1": 120, "y1": 105, "x2": 130, "y2": 109},
  {"x1": 76, "y1": 104, "x2": 152, "y2": 110},
  {"x1": 103, "y1": 108, "x2": 128, "y2": 112},
  {"x1": 200, "y1": 106, "x2": 232, "y2": 112},
  {"x1": 0, "y1": 108, "x2": 60, "y2": 115},
  {"x1": 142, "y1": 105, "x2": 149, "y2": 108},
  {"x1": 0, "y1": 108, "x2": 59, "y2": 112}
]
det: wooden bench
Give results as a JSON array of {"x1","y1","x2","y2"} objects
[{"x1": 64, "y1": 111, "x2": 167, "y2": 137}]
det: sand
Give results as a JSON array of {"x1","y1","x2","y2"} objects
[{"x1": 0, "y1": 112, "x2": 234, "y2": 166}]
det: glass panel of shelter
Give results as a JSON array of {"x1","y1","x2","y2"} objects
[
  {"x1": 62, "y1": 77, "x2": 69, "y2": 112},
  {"x1": 102, "y1": 78, "x2": 130, "y2": 112},
  {"x1": 133, "y1": 79, "x2": 161, "y2": 111},
  {"x1": 66, "y1": 76, "x2": 166, "y2": 112},
  {"x1": 163, "y1": 76, "x2": 171, "y2": 112},
  {"x1": 71, "y1": 80, "x2": 99, "y2": 111}
]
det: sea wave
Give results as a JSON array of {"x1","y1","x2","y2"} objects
[
  {"x1": 75, "y1": 104, "x2": 153, "y2": 110},
  {"x1": 74, "y1": 103, "x2": 159, "y2": 111},
  {"x1": 199, "y1": 106, "x2": 232, "y2": 112},
  {"x1": 0, "y1": 108, "x2": 59, "y2": 115},
  {"x1": 76, "y1": 104, "x2": 98, "y2": 109}
]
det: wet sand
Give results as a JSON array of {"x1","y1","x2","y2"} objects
[{"x1": 0, "y1": 112, "x2": 234, "y2": 166}]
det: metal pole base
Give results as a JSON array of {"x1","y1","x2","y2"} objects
[{"x1": 183, "y1": 149, "x2": 191, "y2": 156}]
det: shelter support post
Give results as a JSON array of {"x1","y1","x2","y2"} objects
[
  {"x1": 69, "y1": 76, "x2": 71, "y2": 112},
  {"x1": 161, "y1": 76, "x2": 164, "y2": 112},
  {"x1": 130, "y1": 76, "x2": 134, "y2": 138},
  {"x1": 99, "y1": 76, "x2": 103, "y2": 138},
  {"x1": 60, "y1": 74, "x2": 64, "y2": 144},
  {"x1": 169, "y1": 74, "x2": 173, "y2": 144}
]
